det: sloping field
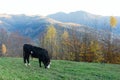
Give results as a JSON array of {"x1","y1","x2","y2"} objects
[{"x1": 0, "y1": 57, "x2": 119, "y2": 80}]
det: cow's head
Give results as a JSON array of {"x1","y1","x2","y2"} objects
[{"x1": 44, "y1": 59, "x2": 51, "y2": 69}]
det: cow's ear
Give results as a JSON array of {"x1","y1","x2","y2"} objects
[{"x1": 31, "y1": 51, "x2": 33, "y2": 54}]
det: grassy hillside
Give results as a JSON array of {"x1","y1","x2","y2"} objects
[{"x1": 0, "y1": 57, "x2": 119, "y2": 80}]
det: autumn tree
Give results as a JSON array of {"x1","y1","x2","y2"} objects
[
  {"x1": 68, "y1": 27, "x2": 83, "y2": 61},
  {"x1": 61, "y1": 30, "x2": 75, "y2": 60},
  {"x1": 109, "y1": 16, "x2": 117, "y2": 63},
  {"x1": 0, "y1": 28, "x2": 8, "y2": 56},
  {"x1": 107, "y1": 16, "x2": 117, "y2": 63},
  {"x1": 44, "y1": 25, "x2": 58, "y2": 59},
  {"x1": 61, "y1": 30, "x2": 69, "y2": 59},
  {"x1": 2, "y1": 43, "x2": 7, "y2": 55},
  {"x1": 89, "y1": 41, "x2": 104, "y2": 62},
  {"x1": 82, "y1": 29, "x2": 91, "y2": 62},
  {"x1": 111, "y1": 38, "x2": 120, "y2": 64}
]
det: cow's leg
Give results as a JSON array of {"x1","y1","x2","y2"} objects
[
  {"x1": 24, "y1": 57, "x2": 26, "y2": 63},
  {"x1": 39, "y1": 58, "x2": 42, "y2": 67},
  {"x1": 42, "y1": 61, "x2": 47, "y2": 68},
  {"x1": 24, "y1": 57, "x2": 27, "y2": 66},
  {"x1": 23, "y1": 51, "x2": 27, "y2": 66},
  {"x1": 26, "y1": 55, "x2": 30, "y2": 66}
]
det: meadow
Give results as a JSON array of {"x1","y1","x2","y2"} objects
[{"x1": 0, "y1": 57, "x2": 119, "y2": 80}]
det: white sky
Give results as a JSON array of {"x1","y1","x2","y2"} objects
[{"x1": 0, "y1": 0, "x2": 119, "y2": 16}]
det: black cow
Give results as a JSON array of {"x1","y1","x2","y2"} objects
[{"x1": 23, "y1": 44, "x2": 51, "y2": 68}]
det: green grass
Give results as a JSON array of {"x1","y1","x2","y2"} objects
[{"x1": 0, "y1": 57, "x2": 120, "y2": 80}]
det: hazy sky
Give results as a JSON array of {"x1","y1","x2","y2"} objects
[{"x1": 0, "y1": 0, "x2": 119, "y2": 16}]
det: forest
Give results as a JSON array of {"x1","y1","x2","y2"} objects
[{"x1": 0, "y1": 16, "x2": 120, "y2": 64}]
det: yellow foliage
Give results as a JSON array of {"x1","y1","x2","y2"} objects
[
  {"x1": 44, "y1": 25, "x2": 58, "y2": 59},
  {"x1": 90, "y1": 41, "x2": 100, "y2": 53},
  {"x1": 61, "y1": 30, "x2": 70, "y2": 47},
  {"x1": 44, "y1": 25, "x2": 57, "y2": 45},
  {"x1": 46, "y1": 25, "x2": 56, "y2": 39},
  {"x1": 110, "y1": 16, "x2": 117, "y2": 27},
  {"x1": 62, "y1": 30, "x2": 69, "y2": 40},
  {"x1": 2, "y1": 44, "x2": 7, "y2": 54},
  {"x1": 67, "y1": 52, "x2": 75, "y2": 61}
]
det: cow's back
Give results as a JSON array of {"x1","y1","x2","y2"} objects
[
  {"x1": 32, "y1": 46, "x2": 45, "y2": 56},
  {"x1": 32, "y1": 46, "x2": 49, "y2": 60}
]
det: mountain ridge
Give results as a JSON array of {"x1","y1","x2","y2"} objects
[
  {"x1": 47, "y1": 11, "x2": 120, "y2": 35},
  {"x1": 0, "y1": 13, "x2": 89, "y2": 39},
  {"x1": 0, "y1": 11, "x2": 120, "y2": 41}
]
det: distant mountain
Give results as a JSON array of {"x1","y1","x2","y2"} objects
[
  {"x1": 0, "y1": 14, "x2": 94, "y2": 39},
  {"x1": 47, "y1": 11, "x2": 120, "y2": 35},
  {"x1": 0, "y1": 13, "x2": 119, "y2": 42}
]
